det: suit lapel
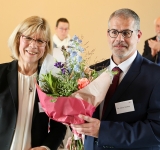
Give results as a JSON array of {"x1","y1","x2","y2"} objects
[
  {"x1": 7, "y1": 60, "x2": 19, "y2": 113},
  {"x1": 32, "y1": 66, "x2": 41, "y2": 121},
  {"x1": 32, "y1": 92, "x2": 39, "y2": 121},
  {"x1": 7, "y1": 61, "x2": 41, "y2": 121},
  {"x1": 102, "y1": 52, "x2": 143, "y2": 119}
]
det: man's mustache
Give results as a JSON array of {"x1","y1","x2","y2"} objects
[{"x1": 113, "y1": 42, "x2": 128, "y2": 47}]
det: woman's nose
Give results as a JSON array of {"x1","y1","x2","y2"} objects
[{"x1": 29, "y1": 39, "x2": 38, "y2": 48}]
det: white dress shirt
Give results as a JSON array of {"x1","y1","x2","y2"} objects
[{"x1": 53, "y1": 34, "x2": 70, "y2": 48}]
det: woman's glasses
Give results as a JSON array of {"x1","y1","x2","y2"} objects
[{"x1": 21, "y1": 35, "x2": 47, "y2": 47}]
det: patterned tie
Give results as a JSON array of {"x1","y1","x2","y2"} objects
[{"x1": 102, "y1": 67, "x2": 122, "y2": 117}]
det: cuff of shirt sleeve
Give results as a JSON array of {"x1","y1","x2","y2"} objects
[{"x1": 41, "y1": 146, "x2": 50, "y2": 150}]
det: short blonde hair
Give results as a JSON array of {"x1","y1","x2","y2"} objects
[{"x1": 8, "y1": 16, "x2": 53, "y2": 65}]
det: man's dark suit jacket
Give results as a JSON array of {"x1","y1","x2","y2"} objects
[
  {"x1": 84, "y1": 52, "x2": 160, "y2": 150},
  {"x1": 142, "y1": 36, "x2": 157, "y2": 62},
  {"x1": 0, "y1": 60, "x2": 67, "y2": 150}
]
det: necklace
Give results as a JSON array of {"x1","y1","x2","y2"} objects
[
  {"x1": 29, "y1": 87, "x2": 33, "y2": 92},
  {"x1": 29, "y1": 73, "x2": 37, "y2": 92}
]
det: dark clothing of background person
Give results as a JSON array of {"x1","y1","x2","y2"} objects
[{"x1": 142, "y1": 36, "x2": 157, "y2": 62}]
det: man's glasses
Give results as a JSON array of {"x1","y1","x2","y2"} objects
[
  {"x1": 21, "y1": 35, "x2": 47, "y2": 47},
  {"x1": 108, "y1": 29, "x2": 133, "y2": 38},
  {"x1": 58, "y1": 27, "x2": 69, "y2": 31}
]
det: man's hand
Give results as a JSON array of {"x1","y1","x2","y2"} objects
[
  {"x1": 148, "y1": 40, "x2": 160, "y2": 56},
  {"x1": 71, "y1": 114, "x2": 100, "y2": 138}
]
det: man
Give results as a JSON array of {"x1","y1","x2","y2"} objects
[
  {"x1": 71, "y1": 8, "x2": 160, "y2": 149},
  {"x1": 53, "y1": 18, "x2": 70, "y2": 48},
  {"x1": 142, "y1": 17, "x2": 160, "y2": 64},
  {"x1": 52, "y1": 18, "x2": 70, "y2": 62}
]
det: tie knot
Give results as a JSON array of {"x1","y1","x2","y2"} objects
[{"x1": 112, "y1": 67, "x2": 122, "y2": 76}]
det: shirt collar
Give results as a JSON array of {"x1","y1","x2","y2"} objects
[{"x1": 109, "y1": 51, "x2": 137, "y2": 73}]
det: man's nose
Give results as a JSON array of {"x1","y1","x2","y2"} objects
[{"x1": 116, "y1": 33, "x2": 124, "y2": 41}]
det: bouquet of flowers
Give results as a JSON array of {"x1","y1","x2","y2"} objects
[{"x1": 36, "y1": 35, "x2": 113, "y2": 150}]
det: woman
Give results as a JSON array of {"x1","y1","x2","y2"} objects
[{"x1": 0, "y1": 16, "x2": 66, "y2": 150}]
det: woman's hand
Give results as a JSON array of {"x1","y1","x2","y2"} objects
[
  {"x1": 30, "y1": 147, "x2": 47, "y2": 150},
  {"x1": 65, "y1": 137, "x2": 72, "y2": 149}
]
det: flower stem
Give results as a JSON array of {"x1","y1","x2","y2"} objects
[{"x1": 69, "y1": 134, "x2": 84, "y2": 150}]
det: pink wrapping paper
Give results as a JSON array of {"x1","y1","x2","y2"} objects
[
  {"x1": 36, "y1": 71, "x2": 112, "y2": 127},
  {"x1": 36, "y1": 83, "x2": 96, "y2": 125}
]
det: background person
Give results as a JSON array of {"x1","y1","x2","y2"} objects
[
  {"x1": 53, "y1": 18, "x2": 70, "y2": 48},
  {"x1": 142, "y1": 17, "x2": 160, "y2": 64},
  {"x1": 52, "y1": 18, "x2": 70, "y2": 62},
  {"x1": 0, "y1": 16, "x2": 66, "y2": 150},
  {"x1": 70, "y1": 8, "x2": 160, "y2": 150}
]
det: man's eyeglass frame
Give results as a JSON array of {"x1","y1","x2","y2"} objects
[{"x1": 108, "y1": 29, "x2": 133, "y2": 38}]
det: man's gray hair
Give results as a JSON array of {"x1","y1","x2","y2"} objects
[{"x1": 108, "y1": 8, "x2": 140, "y2": 30}]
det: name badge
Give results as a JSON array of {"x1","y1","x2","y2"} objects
[
  {"x1": 115, "y1": 100, "x2": 135, "y2": 114},
  {"x1": 38, "y1": 102, "x2": 45, "y2": 113}
]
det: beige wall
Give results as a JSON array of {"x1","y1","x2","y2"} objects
[{"x1": 0, "y1": 0, "x2": 160, "y2": 64}]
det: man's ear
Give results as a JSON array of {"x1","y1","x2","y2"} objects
[{"x1": 137, "y1": 30, "x2": 142, "y2": 42}]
